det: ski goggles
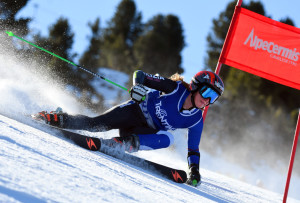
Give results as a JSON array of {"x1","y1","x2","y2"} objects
[{"x1": 199, "y1": 86, "x2": 220, "y2": 104}]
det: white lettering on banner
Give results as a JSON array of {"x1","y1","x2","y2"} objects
[
  {"x1": 155, "y1": 101, "x2": 175, "y2": 131},
  {"x1": 244, "y1": 28, "x2": 299, "y2": 66}
]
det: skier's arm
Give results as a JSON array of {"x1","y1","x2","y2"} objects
[
  {"x1": 186, "y1": 119, "x2": 203, "y2": 186},
  {"x1": 187, "y1": 122, "x2": 202, "y2": 167},
  {"x1": 133, "y1": 70, "x2": 178, "y2": 94}
]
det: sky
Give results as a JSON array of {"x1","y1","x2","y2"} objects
[{"x1": 18, "y1": 0, "x2": 300, "y2": 81}]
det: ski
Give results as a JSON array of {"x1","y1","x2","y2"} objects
[{"x1": 31, "y1": 114, "x2": 187, "y2": 183}]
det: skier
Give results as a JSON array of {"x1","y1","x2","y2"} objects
[{"x1": 37, "y1": 70, "x2": 224, "y2": 186}]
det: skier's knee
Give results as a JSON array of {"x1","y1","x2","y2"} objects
[
  {"x1": 157, "y1": 131, "x2": 174, "y2": 146},
  {"x1": 137, "y1": 131, "x2": 174, "y2": 150}
]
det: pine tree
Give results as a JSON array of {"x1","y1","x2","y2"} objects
[
  {"x1": 0, "y1": 0, "x2": 31, "y2": 55},
  {"x1": 0, "y1": 0, "x2": 30, "y2": 36},
  {"x1": 134, "y1": 14, "x2": 184, "y2": 77},
  {"x1": 100, "y1": 0, "x2": 142, "y2": 73},
  {"x1": 79, "y1": 17, "x2": 102, "y2": 80},
  {"x1": 33, "y1": 17, "x2": 77, "y2": 85},
  {"x1": 78, "y1": 17, "x2": 104, "y2": 112}
]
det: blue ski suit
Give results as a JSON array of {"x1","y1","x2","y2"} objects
[{"x1": 134, "y1": 71, "x2": 202, "y2": 166}]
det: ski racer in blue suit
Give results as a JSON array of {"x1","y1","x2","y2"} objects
[{"x1": 38, "y1": 70, "x2": 224, "y2": 186}]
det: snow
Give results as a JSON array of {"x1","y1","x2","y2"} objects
[{"x1": 0, "y1": 115, "x2": 298, "y2": 203}]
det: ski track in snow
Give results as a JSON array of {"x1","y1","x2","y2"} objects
[{"x1": 0, "y1": 115, "x2": 298, "y2": 203}]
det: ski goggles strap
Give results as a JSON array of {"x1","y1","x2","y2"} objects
[{"x1": 199, "y1": 86, "x2": 220, "y2": 104}]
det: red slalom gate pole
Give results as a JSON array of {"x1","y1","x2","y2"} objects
[{"x1": 283, "y1": 109, "x2": 300, "y2": 203}]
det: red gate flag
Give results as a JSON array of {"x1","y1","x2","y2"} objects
[{"x1": 220, "y1": 7, "x2": 300, "y2": 90}]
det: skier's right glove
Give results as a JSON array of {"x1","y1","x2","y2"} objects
[
  {"x1": 130, "y1": 84, "x2": 147, "y2": 103},
  {"x1": 37, "y1": 110, "x2": 67, "y2": 128},
  {"x1": 186, "y1": 164, "x2": 201, "y2": 186}
]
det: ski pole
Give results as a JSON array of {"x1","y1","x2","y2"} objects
[{"x1": 5, "y1": 31, "x2": 129, "y2": 92}]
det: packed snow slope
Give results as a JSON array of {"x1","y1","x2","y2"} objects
[{"x1": 1, "y1": 114, "x2": 298, "y2": 203}]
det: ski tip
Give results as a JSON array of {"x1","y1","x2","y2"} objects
[
  {"x1": 30, "y1": 113, "x2": 44, "y2": 122},
  {"x1": 31, "y1": 114, "x2": 39, "y2": 119}
]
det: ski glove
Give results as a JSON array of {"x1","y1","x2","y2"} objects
[
  {"x1": 186, "y1": 164, "x2": 201, "y2": 186},
  {"x1": 130, "y1": 84, "x2": 147, "y2": 103},
  {"x1": 37, "y1": 111, "x2": 67, "y2": 128}
]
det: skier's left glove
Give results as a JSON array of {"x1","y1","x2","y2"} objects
[
  {"x1": 37, "y1": 110, "x2": 67, "y2": 128},
  {"x1": 130, "y1": 84, "x2": 147, "y2": 103},
  {"x1": 186, "y1": 164, "x2": 201, "y2": 186}
]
